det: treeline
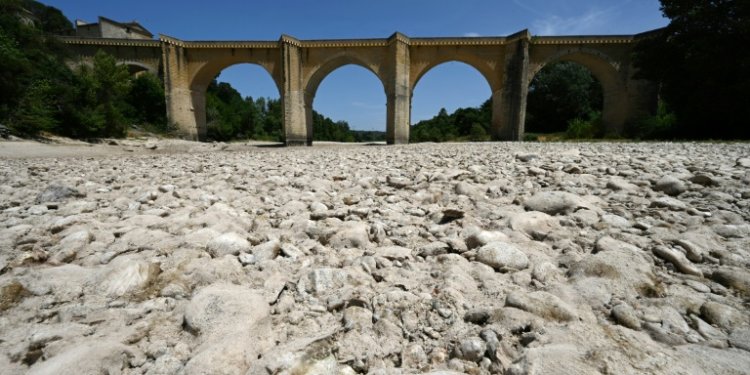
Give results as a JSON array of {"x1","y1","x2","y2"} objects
[
  {"x1": 204, "y1": 80, "x2": 385, "y2": 142},
  {"x1": 0, "y1": 0, "x2": 169, "y2": 138},
  {"x1": 411, "y1": 101, "x2": 492, "y2": 142}
]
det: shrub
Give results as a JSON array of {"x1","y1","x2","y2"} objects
[
  {"x1": 565, "y1": 111, "x2": 602, "y2": 139},
  {"x1": 469, "y1": 123, "x2": 489, "y2": 141},
  {"x1": 630, "y1": 101, "x2": 677, "y2": 140}
]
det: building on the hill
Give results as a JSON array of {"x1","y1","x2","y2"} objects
[{"x1": 74, "y1": 16, "x2": 153, "y2": 39}]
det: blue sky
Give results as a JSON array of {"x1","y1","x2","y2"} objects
[{"x1": 47, "y1": 0, "x2": 668, "y2": 130}]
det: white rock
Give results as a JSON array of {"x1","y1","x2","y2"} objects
[
  {"x1": 524, "y1": 191, "x2": 593, "y2": 215},
  {"x1": 654, "y1": 175, "x2": 687, "y2": 196},
  {"x1": 653, "y1": 245, "x2": 702, "y2": 277},
  {"x1": 206, "y1": 232, "x2": 251, "y2": 257},
  {"x1": 509, "y1": 211, "x2": 560, "y2": 240},
  {"x1": 476, "y1": 241, "x2": 529, "y2": 272},
  {"x1": 184, "y1": 283, "x2": 269, "y2": 337},
  {"x1": 465, "y1": 229, "x2": 508, "y2": 249},
  {"x1": 101, "y1": 258, "x2": 160, "y2": 298},
  {"x1": 27, "y1": 341, "x2": 132, "y2": 375},
  {"x1": 505, "y1": 291, "x2": 578, "y2": 321}
]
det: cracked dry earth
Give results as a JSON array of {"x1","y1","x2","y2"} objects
[{"x1": 1, "y1": 140, "x2": 750, "y2": 375}]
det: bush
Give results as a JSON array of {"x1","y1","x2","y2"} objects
[
  {"x1": 629, "y1": 101, "x2": 677, "y2": 140},
  {"x1": 565, "y1": 111, "x2": 603, "y2": 139},
  {"x1": 469, "y1": 123, "x2": 489, "y2": 141},
  {"x1": 127, "y1": 72, "x2": 167, "y2": 132}
]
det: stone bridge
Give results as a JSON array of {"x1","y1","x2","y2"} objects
[{"x1": 60, "y1": 30, "x2": 657, "y2": 145}]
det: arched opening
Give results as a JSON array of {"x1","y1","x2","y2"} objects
[
  {"x1": 526, "y1": 52, "x2": 626, "y2": 139},
  {"x1": 411, "y1": 61, "x2": 493, "y2": 142},
  {"x1": 308, "y1": 64, "x2": 386, "y2": 144},
  {"x1": 525, "y1": 61, "x2": 604, "y2": 138},
  {"x1": 201, "y1": 63, "x2": 282, "y2": 142},
  {"x1": 121, "y1": 62, "x2": 157, "y2": 77}
]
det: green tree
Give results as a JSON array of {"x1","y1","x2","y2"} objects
[
  {"x1": 69, "y1": 50, "x2": 132, "y2": 138},
  {"x1": 0, "y1": 29, "x2": 28, "y2": 118},
  {"x1": 469, "y1": 123, "x2": 489, "y2": 141},
  {"x1": 634, "y1": 0, "x2": 750, "y2": 139},
  {"x1": 525, "y1": 61, "x2": 603, "y2": 134},
  {"x1": 126, "y1": 72, "x2": 167, "y2": 131},
  {"x1": 0, "y1": 0, "x2": 77, "y2": 135},
  {"x1": 410, "y1": 101, "x2": 492, "y2": 142},
  {"x1": 11, "y1": 78, "x2": 57, "y2": 135}
]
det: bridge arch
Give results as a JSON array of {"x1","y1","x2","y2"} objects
[
  {"x1": 303, "y1": 52, "x2": 386, "y2": 100},
  {"x1": 411, "y1": 61, "x2": 494, "y2": 140},
  {"x1": 68, "y1": 60, "x2": 159, "y2": 76},
  {"x1": 302, "y1": 52, "x2": 387, "y2": 144},
  {"x1": 190, "y1": 60, "x2": 281, "y2": 96},
  {"x1": 120, "y1": 61, "x2": 158, "y2": 76},
  {"x1": 530, "y1": 48, "x2": 627, "y2": 135},
  {"x1": 411, "y1": 57, "x2": 499, "y2": 95},
  {"x1": 187, "y1": 57, "x2": 282, "y2": 140}
]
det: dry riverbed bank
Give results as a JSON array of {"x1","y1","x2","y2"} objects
[{"x1": 1, "y1": 139, "x2": 749, "y2": 374}]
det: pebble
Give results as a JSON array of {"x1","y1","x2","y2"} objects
[
  {"x1": 476, "y1": 241, "x2": 529, "y2": 272},
  {"x1": 612, "y1": 303, "x2": 641, "y2": 330},
  {"x1": 654, "y1": 175, "x2": 687, "y2": 196}
]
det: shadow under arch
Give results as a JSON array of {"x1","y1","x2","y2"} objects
[
  {"x1": 530, "y1": 48, "x2": 627, "y2": 135},
  {"x1": 69, "y1": 60, "x2": 159, "y2": 76},
  {"x1": 188, "y1": 61, "x2": 282, "y2": 140},
  {"x1": 303, "y1": 53, "x2": 387, "y2": 144},
  {"x1": 120, "y1": 61, "x2": 158, "y2": 76}
]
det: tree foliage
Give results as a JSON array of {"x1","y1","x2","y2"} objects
[
  {"x1": 411, "y1": 101, "x2": 492, "y2": 142},
  {"x1": 526, "y1": 61, "x2": 603, "y2": 134},
  {"x1": 68, "y1": 50, "x2": 132, "y2": 138},
  {"x1": 313, "y1": 112, "x2": 355, "y2": 142},
  {"x1": 1, "y1": 1, "x2": 170, "y2": 138},
  {"x1": 204, "y1": 79, "x2": 377, "y2": 143},
  {"x1": 127, "y1": 72, "x2": 167, "y2": 131},
  {"x1": 634, "y1": 0, "x2": 750, "y2": 139},
  {"x1": 205, "y1": 80, "x2": 283, "y2": 141}
]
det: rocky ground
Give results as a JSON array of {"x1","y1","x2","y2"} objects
[{"x1": 1, "y1": 139, "x2": 749, "y2": 375}]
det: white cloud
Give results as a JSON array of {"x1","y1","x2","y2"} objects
[
  {"x1": 463, "y1": 32, "x2": 481, "y2": 37},
  {"x1": 512, "y1": 0, "x2": 545, "y2": 17},
  {"x1": 519, "y1": 0, "x2": 635, "y2": 36},
  {"x1": 534, "y1": 7, "x2": 621, "y2": 35}
]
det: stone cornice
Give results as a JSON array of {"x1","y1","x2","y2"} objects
[
  {"x1": 388, "y1": 32, "x2": 410, "y2": 45},
  {"x1": 300, "y1": 39, "x2": 389, "y2": 48},
  {"x1": 410, "y1": 37, "x2": 508, "y2": 46},
  {"x1": 58, "y1": 36, "x2": 161, "y2": 47},
  {"x1": 61, "y1": 32, "x2": 641, "y2": 50},
  {"x1": 160, "y1": 34, "x2": 277, "y2": 48},
  {"x1": 279, "y1": 35, "x2": 302, "y2": 47},
  {"x1": 532, "y1": 35, "x2": 635, "y2": 45}
]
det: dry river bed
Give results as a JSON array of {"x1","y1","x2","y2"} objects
[{"x1": 1, "y1": 139, "x2": 750, "y2": 374}]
